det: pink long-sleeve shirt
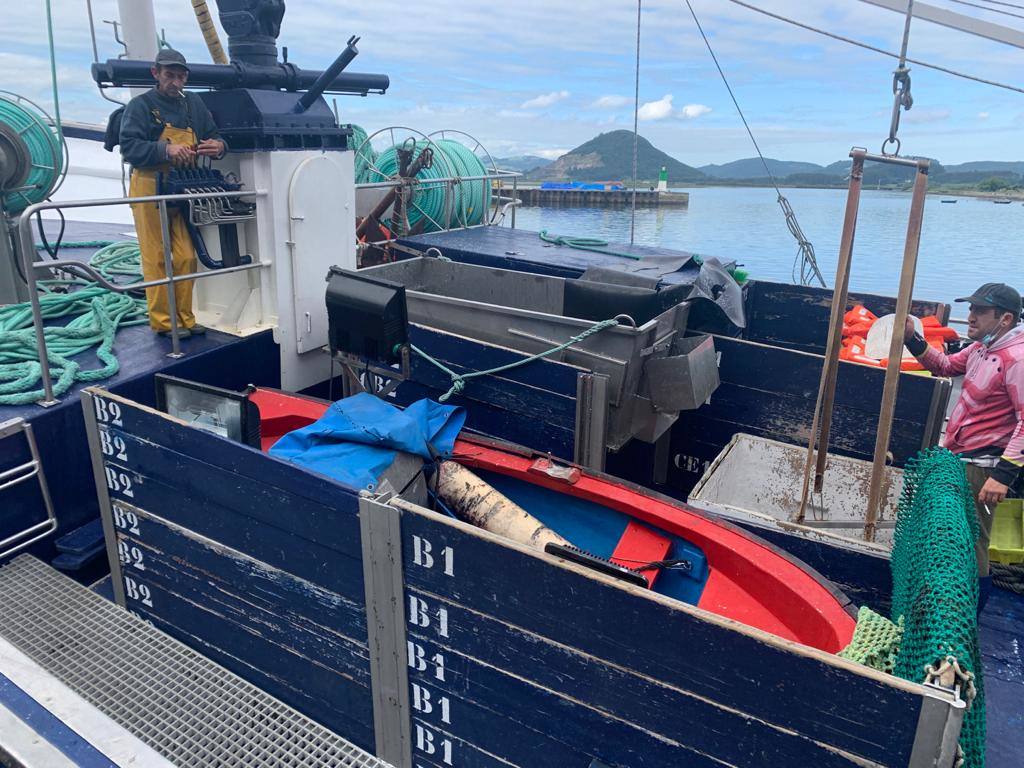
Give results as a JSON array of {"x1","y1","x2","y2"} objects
[{"x1": 919, "y1": 324, "x2": 1024, "y2": 485}]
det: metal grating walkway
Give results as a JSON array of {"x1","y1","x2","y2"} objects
[{"x1": 0, "y1": 555, "x2": 392, "y2": 768}]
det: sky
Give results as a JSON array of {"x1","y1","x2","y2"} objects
[{"x1": 5, "y1": 0, "x2": 1024, "y2": 166}]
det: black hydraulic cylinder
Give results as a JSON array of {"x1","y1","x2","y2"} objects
[
  {"x1": 91, "y1": 59, "x2": 389, "y2": 95},
  {"x1": 293, "y1": 36, "x2": 359, "y2": 114}
]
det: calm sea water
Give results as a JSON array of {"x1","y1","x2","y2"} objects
[{"x1": 511, "y1": 186, "x2": 1023, "y2": 314}]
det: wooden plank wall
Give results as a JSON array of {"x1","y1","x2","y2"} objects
[
  {"x1": 398, "y1": 508, "x2": 924, "y2": 768},
  {"x1": 83, "y1": 389, "x2": 943, "y2": 768},
  {"x1": 744, "y1": 281, "x2": 952, "y2": 354},
  {"x1": 84, "y1": 391, "x2": 376, "y2": 750}
]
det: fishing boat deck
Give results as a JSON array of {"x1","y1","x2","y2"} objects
[{"x1": 980, "y1": 589, "x2": 1024, "y2": 764}]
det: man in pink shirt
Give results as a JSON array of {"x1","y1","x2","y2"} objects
[{"x1": 905, "y1": 283, "x2": 1023, "y2": 603}]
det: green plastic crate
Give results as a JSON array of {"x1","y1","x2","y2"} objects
[{"x1": 990, "y1": 499, "x2": 1024, "y2": 565}]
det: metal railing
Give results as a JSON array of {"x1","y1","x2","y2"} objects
[
  {"x1": 17, "y1": 190, "x2": 267, "y2": 406},
  {"x1": 0, "y1": 418, "x2": 56, "y2": 560}
]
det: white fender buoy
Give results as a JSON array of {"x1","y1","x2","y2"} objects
[{"x1": 436, "y1": 461, "x2": 570, "y2": 551}]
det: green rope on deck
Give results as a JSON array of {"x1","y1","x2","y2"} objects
[
  {"x1": 538, "y1": 229, "x2": 642, "y2": 261},
  {"x1": 36, "y1": 240, "x2": 115, "y2": 250},
  {"x1": 0, "y1": 241, "x2": 146, "y2": 405},
  {"x1": 404, "y1": 316, "x2": 620, "y2": 402}
]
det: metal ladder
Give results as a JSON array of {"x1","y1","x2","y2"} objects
[{"x1": 0, "y1": 418, "x2": 57, "y2": 561}]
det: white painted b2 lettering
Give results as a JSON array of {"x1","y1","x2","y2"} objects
[
  {"x1": 117, "y1": 540, "x2": 146, "y2": 571},
  {"x1": 93, "y1": 398, "x2": 123, "y2": 426},
  {"x1": 104, "y1": 467, "x2": 135, "y2": 498},
  {"x1": 123, "y1": 575, "x2": 153, "y2": 607},
  {"x1": 99, "y1": 429, "x2": 128, "y2": 461},
  {"x1": 112, "y1": 505, "x2": 141, "y2": 535}
]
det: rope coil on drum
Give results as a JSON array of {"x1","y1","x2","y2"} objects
[
  {"x1": 356, "y1": 129, "x2": 493, "y2": 234},
  {"x1": 0, "y1": 91, "x2": 66, "y2": 215}
]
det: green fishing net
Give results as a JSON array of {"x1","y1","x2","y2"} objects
[
  {"x1": 838, "y1": 607, "x2": 903, "y2": 673},
  {"x1": 891, "y1": 447, "x2": 984, "y2": 767}
]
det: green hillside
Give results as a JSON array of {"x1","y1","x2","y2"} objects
[
  {"x1": 700, "y1": 158, "x2": 824, "y2": 179},
  {"x1": 527, "y1": 130, "x2": 705, "y2": 183}
]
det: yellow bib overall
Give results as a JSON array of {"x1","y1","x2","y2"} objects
[{"x1": 128, "y1": 123, "x2": 197, "y2": 332}]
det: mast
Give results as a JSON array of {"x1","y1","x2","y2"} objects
[
  {"x1": 860, "y1": 0, "x2": 1024, "y2": 50},
  {"x1": 116, "y1": 0, "x2": 158, "y2": 97}
]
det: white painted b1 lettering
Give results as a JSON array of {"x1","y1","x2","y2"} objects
[
  {"x1": 413, "y1": 536, "x2": 434, "y2": 569},
  {"x1": 407, "y1": 641, "x2": 447, "y2": 682},
  {"x1": 112, "y1": 505, "x2": 141, "y2": 535},
  {"x1": 415, "y1": 724, "x2": 436, "y2": 756},
  {"x1": 412, "y1": 536, "x2": 455, "y2": 577},
  {"x1": 409, "y1": 595, "x2": 430, "y2": 629},
  {"x1": 104, "y1": 467, "x2": 135, "y2": 498},
  {"x1": 408, "y1": 640, "x2": 427, "y2": 672},
  {"x1": 415, "y1": 724, "x2": 454, "y2": 766},
  {"x1": 408, "y1": 596, "x2": 450, "y2": 638},
  {"x1": 123, "y1": 575, "x2": 153, "y2": 607},
  {"x1": 93, "y1": 397, "x2": 123, "y2": 426},
  {"x1": 99, "y1": 429, "x2": 128, "y2": 461},
  {"x1": 412, "y1": 684, "x2": 452, "y2": 725}
]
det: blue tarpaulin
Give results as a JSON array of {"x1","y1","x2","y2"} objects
[{"x1": 269, "y1": 393, "x2": 465, "y2": 491}]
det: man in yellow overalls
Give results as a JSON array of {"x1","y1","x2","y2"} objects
[{"x1": 119, "y1": 48, "x2": 226, "y2": 337}]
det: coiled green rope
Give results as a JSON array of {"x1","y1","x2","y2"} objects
[
  {"x1": 405, "y1": 317, "x2": 619, "y2": 402},
  {"x1": 0, "y1": 94, "x2": 63, "y2": 214},
  {"x1": 350, "y1": 124, "x2": 377, "y2": 183},
  {"x1": 539, "y1": 230, "x2": 642, "y2": 261},
  {"x1": 0, "y1": 241, "x2": 146, "y2": 405},
  {"x1": 360, "y1": 138, "x2": 491, "y2": 232}
]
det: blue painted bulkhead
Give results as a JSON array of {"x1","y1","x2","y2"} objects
[{"x1": 0, "y1": 326, "x2": 280, "y2": 572}]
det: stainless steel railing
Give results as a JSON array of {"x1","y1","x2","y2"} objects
[
  {"x1": 17, "y1": 190, "x2": 267, "y2": 406},
  {"x1": 0, "y1": 418, "x2": 57, "y2": 559}
]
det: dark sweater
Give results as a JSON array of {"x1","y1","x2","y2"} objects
[{"x1": 119, "y1": 88, "x2": 224, "y2": 169}]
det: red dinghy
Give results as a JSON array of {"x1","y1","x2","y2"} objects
[{"x1": 251, "y1": 388, "x2": 857, "y2": 653}]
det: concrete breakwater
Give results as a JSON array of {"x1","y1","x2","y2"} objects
[{"x1": 511, "y1": 187, "x2": 689, "y2": 207}]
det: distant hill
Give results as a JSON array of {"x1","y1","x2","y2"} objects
[
  {"x1": 493, "y1": 155, "x2": 551, "y2": 173},
  {"x1": 700, "y1": 158, "x2": 825, "y2": 179},
  {"x1": 527, "y1": 130, "x2": 705, "y2": 183},
  {"x1": 945, "y1": 161, "x2": 1024, "y2": 175}
]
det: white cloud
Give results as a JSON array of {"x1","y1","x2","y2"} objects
[
  {"x1": 535, "y1": 147, "x2": 569, "y2": 160},
  {"x1": 978, "y1": 112, "x2": 990, "y2": 120},
  {"x1": 903, "y1": 108, "x2": 951, "y2": 125},
  {"x1": 638, "y1": 94, "x2": 674, "y2": 121},
  {"x1": 590, "y1": 95, "x2": 631, "y2": 109},
  {"x1": 679, "y1": 103, "x2": 712, "y2": 119},
  {"x1": 521, "y1": 90, "x2": 570, "y2": 109}
]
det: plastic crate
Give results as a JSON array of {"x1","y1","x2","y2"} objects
[{"x1": 989, "y1": 499, "x2": 1024, "y2": 565}]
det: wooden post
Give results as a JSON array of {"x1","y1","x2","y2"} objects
[
  {"x1": 797, "y1": 150, "x2": 866, "y2": 522},
  {"x1": 864, "y1": 159, "x2": 930, "y2": 540}
]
